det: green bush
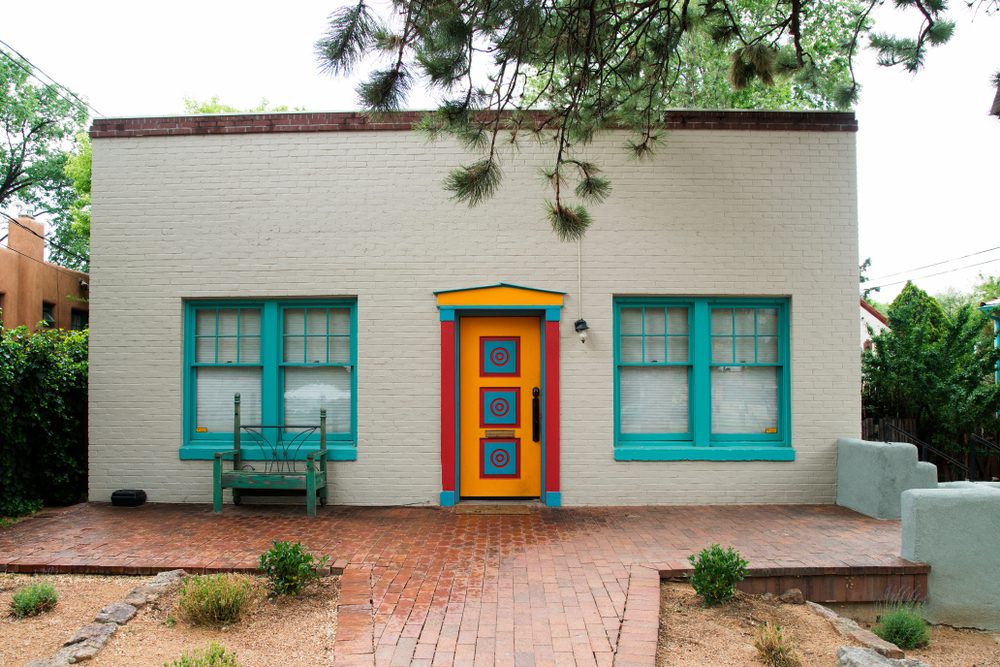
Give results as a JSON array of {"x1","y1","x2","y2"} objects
[
  {"x1": 0, "y1": 327, "x2": 88, "y2": 517},
  {"x1": 687, "y1": 544, "x2": 749, "y2": 606},
  {"x1": 164, "y1": 643, "x2": 240, "y2": 667},
  {"x1": 873, "y1": 603, "x2": 930, "y2": 649},
  {"x1": 9, "y1": 581, "x2": 58, "y2": 618},
  {"x1": 176, "y1": 574, "x2": 259, "y2": 627},
  {"x1": 753, "y1": 622, "x2": 802, "y2": 667},
  {"x1": 258, "y1": 541, "x2": 329, "y2": 596}
]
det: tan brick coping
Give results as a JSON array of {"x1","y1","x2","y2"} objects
[{"x1": 90, "y1": 109, "x2": 857, "y2": 139}]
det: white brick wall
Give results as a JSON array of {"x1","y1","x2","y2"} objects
[{"x1": 89, "y1": 127, "x2": 860, "y2": 506}]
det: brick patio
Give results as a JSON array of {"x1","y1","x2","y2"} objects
[{"x1": 0, "y1": 503, "x2": 920, "y2": 666}]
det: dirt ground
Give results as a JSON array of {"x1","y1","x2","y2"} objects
[
  {"x1": 0, "y1": 573, "x2": 139, "y2": 667},
  {"x1": 91, "y1": 575, "x2": 340, "y2": 667},
  {"x1": 656, "y1": 582, "x2": 1000, "y2": 667}
]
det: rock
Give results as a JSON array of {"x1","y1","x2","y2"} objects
[
  {"x1": 149, "y1": 569, "x2": 187, "y2": 587},
  {"x1": 761, "y1": 592, "x2": 776, "y2": 601},
  {"x1": 94, "y1": 602, "x2": 136, "y2": 625},
  {"x1": 836, "y1": 646, "x2": 929, "y2": 667},
  {"x1": 124, "y1": 590, "x2": 149, "y2": 607},
  {"x1": 64, "y1": 622, "x2": 117, "y2": 647},
  {"x1": 806, "y1": 601, "x2": 839, "y2": 620},
  {"x1": 779, "y1": 588, "x2": 804, "y2": 604},
  {"x1": 831, "y1": 617, "x2": 904, "y2": 659}
]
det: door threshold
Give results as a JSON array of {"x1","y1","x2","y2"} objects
[{"x1": 455, "y1": 498, "x2": 542, "y2": 514}]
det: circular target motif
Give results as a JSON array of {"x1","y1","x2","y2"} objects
[
  {"x1": 489, "y1": 397, "x2": 510, "y2": 417},
  {"x1": 490, "y1": 347, "x2": 510, "y2": 367},
  {"x1": 490, "y1": 449, "x2": 510, "y2": 468}
]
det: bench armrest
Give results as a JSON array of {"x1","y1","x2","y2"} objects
[
  {"x1": 213, "y1": 449, "x2": 240, "y2": 460},
  {"x1": 307, "y1": 449, "x2": 330, "y2": 461}
]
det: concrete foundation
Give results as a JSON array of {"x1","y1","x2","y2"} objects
[
  {"x1": 836, "y1": 438, "x2": 937, "y2": 519},
  {"x1": 901, "y1": 482, "x2": 1000, "y2": 630}
]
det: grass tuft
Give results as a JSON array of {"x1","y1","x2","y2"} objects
[
  {"x1": 164, "y1": 642, "x2": 240, "y2": 667},
  {"x1": 753, "y1": 622, "x2": 802, "y2": 667},
  {"x1": 873, "y1": 602, "x2": 930, "y2": 649},
  {"x1": 9, "y1": 581, "x2": 58, "y2": 618},
  {"x1": 176, "y1": 574, "x2": 260, "y2": 627}
]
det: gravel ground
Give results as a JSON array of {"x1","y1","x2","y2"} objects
[
  {"x1": 90, "y1": 575, "x2": 340, "y2": 667},
  {"x1": 656, "y1": 582, "x2": 1000, "y2": 666},
  {"x1": 0, "y1": 573, "x2": 139, "y2": 667}
]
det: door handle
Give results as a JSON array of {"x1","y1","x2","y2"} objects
[{"x1": 532, "y1": 387, "x2": 541, "y2": 443}]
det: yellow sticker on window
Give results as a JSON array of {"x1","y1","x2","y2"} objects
[
  {"x1": 764, "y1": 427, "x2": 778, "y2": 434},
  {"x1": 195, "y1": 427, "x2": 208, "y2": 433}
]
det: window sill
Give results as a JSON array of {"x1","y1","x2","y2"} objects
[
  {"x1": 614, "y1": 444, "x2": 794, "y2": 462},
  {"x1": 179, "y1": 443, "x2": 358, "y2": 461}
]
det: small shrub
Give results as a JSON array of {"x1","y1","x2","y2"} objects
[
  {"x1": 176, "y1": 574, "x2": 259, "y2": 627},
  {"x1": 873, "y1": 603, "x2": 930, "y2": 649},
  {"x1": 164, "y1": 642, "x2": 240, "y2": 667},
  {"x1": 687, "y1": 544, "x2": 749, "y2": 606},
  {"x1": 10, "y1": 581, "x2": 58, "y2": 618},
  {"x1": 753, "y1": 622, "x2": 802, "y2": 667},
  {"x1": 258, "y1": 541, "x2": 329, "y2": 596}
]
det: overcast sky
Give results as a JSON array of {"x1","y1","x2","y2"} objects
[{"x1": 5, "y1": 1, "x2": 998, "y2": 302}]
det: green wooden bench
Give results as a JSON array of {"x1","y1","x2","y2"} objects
[{"x1": 213, "y1": 393, "x2": 328, "y2": 516}]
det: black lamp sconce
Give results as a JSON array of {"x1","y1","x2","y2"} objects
[{"x1": 574, "y1": 318, "x2": 589, "y2": 343}]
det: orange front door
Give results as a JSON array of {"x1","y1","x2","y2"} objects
[{"x1": 459, "y1": 316, "x2": 542, "y2": 497}]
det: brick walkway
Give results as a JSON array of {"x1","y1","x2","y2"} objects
[{"x1": 0, "y1": 503, "x2": 915, "y2": 666}]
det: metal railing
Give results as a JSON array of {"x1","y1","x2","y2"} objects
[
  {"x1": 968, "y1": 434, "x2": 1000, "y2": 482},
  {"x1": 882, "y1": 423, "x2": 969, "y2": 479}
]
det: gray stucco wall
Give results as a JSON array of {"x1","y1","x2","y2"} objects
[
  {"x1": 836, "y1": 438, "x2": 938, "y2": 519},
  {"x1": 901, "y1": 482, "x2": 1000, "y2": 630}
]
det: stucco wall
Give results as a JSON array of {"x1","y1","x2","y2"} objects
[{"x1": 89, "y1": 124, "x2": 860, "y2": 505}]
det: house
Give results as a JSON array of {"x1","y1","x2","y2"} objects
[
  {"x1": 88, "y1": 110, "x2": 860, "y2": 507},
  {"x1": 0, "y1": 216, "x2": 89, "y2": 330},
  {"x1": 860, "y1": 299, "x2": 888, "y2": 349}
]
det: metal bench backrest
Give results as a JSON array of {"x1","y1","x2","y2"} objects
[{"x1": 232, "y1": 393, "x2": 326, "y2": 474}]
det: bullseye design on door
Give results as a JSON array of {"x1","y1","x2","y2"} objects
[
  {"x1": 480, "y1": 388, "x2": 520, "y2": 427},
  {"x1": 480, "y1": 439, "x2": 520, "y2": 478},
  {"x1": 480, "y1": 337, "x2": 520, "y2": 376}
]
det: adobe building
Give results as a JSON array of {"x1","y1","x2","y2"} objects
[{"x1": 0, "y1": 216, "x2": 89, "y2": 330}]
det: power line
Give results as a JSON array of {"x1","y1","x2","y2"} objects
[
  {"x1": 868, "y1": 246, "x2": 1000, "y2": 282},
  {"x1": 0, "y1": 38, "x2": 102, "y2": 117},
  {"x1": 866, "y1": 257, "x2": 1000, "y2": 290},
  {"x1": 2, "y1": 211, "x2": 89, "y2": 264}
]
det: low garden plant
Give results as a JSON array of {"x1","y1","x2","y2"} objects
[
  {"x1": 753, "y1": 622, "x2": 802, "y2": 667},
  {"x1": 873, "y1": 602, "x2": 930, "y2": 649},
  {"x1": 164, "y1": 642, "x2": 240, "y2": 667},
  {"x1": 9, "y1": 580, "x2": 58, "y2": 618},
  {"x1": 258, "y1": 541, "x2": 329, "y2": 596},
  {"x1": 687, "y1": 544, "x2": 749, "y2": 606},
  {"x1": 176, "y1": 574, "x2": 260, "y2": 627}
]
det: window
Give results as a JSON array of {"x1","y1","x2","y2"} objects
[
  {"x1": 70, "y1": 309, "x2": 89, "y2": 331},
  {"x1": 41, "y1": 302, "x2": 56, "y2": 327},
  {"x1": 181, "y1": 300, "x2": 357, "y2": 461},
  {"x1": 614, "y1": 298, "x2": 791, "y2": 461}
]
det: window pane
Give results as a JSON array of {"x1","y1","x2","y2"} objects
[
  {"x1": 644, "y1": 335, "x2": 666, "y2": 363},
  {"x1": 284, "y1": 309, "x2": 305, "y2": 335},
  {"x1": 711, "y1": 367, "x2": 778, "y2": 434},
  {"x1": 218, "y1": 337, "x2": 238, "y2": 364},
  {"x1": 668, "y1": 336, "x2": 688, "y2": 363},
  {"x1": 620, "y1": 367, "x2": 688, "y2": 434},
  {"x1": 196, "y1": 310, "x2": 216, "y2": 336},
  {"x1": 241, "y1": 309, "x2": 261, "y2": 336},
  {"x1": 284, "y1": 367, "x2": 351, "y2": 433},
  {"x1": 711, "y1": 308, "x2": 733, "y2": 335},
  {"x1": 328, "y1": 336, "x2": 351, "y2": 363},
  {"x1": 757, "y1": 308, "x2": 779, "y2": 335},
  {"x1": 758, "y1": 336, "x2": 778, "y2": 363},
  {"x1": 306, "y1": 309, "x2": 327, "y2": 335},
  {"x1": 195, "y1": 367, "x2": 261, "y2": 432},
  {"x1": 196, "y1": 337, "x2": 215, "y2": 363},
  {"x1": 218, "y1": 309, "x2": 238, "y2": 336},
  {"x1": 620, "y1": 336, "x2": 642, "y2": 363},
  {"x1": 305, "y1": 336, "x2": 327, "y2": 364},
  {"x1": 621, "y1": 308, "x2": 642, "y2": 335},
  {"x1": 330, "y1": 309, "x2": 351, "y2": 335},
  {"x1": 644, "y1": 308, "x2": 665, "y2": 335},
  {"x1": 240, "y1": 336, "x2": 261, "y2": 363},
  {"x1": 712, "y1": 337, "x2": 732, "y2": 363},
  {"x1": 735, "y1": 337, "x2": 755, "y2": 364},
  {"x1": 667, "y1": 308, "x2": 688, "y2": 335},
  {"x1": 734, "y1": 308, "x2": 755, "y2": 335},
  {"x1": 284, "y1": 336, "x2": 305, "y2": 363}
]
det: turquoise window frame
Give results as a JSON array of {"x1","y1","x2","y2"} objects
[
  {"x1": 180, "y1": 298, "x2": 358, "y2": 461},
  {"x1": 614, "y1": 297, "x2": 792, "y2": 462}
]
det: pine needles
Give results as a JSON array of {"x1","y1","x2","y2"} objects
[{"x1": 444, "y1": 158, "x2": 502, "y2": 207}]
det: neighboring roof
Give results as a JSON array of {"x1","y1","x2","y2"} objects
[
  {"x1": 90, "y1": 110, "x2": 858, "y2": 139},
  {"x1": 980, "y1": 297, "x2": 1000, "y2": 314},
  {"x1": 860, "y1": 298, "x2": 889, "y2": 325}
]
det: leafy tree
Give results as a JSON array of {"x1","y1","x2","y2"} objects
[
  {"x1": 182, "y1": 96, "x2": 304, "y2": 114},
  {"x1": 863, "y1": 282, "x2": 1000, "y2": 469},
  {"x1": 0, "y1": 50, "x2": 87, "y2": 226},
  {"x1": 315, "y1": 0, "x2": 997, "y2": 239},
  {"x1": 46, "y1": 133, "x2": 91, "y2": 270},
  {"x1": 973, "y1": 273, "x2": 1000, "y2": 304}
]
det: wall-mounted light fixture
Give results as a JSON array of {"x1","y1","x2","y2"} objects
[{"x1": 574, "y1": 318, "x2": 589, "y2": 343}]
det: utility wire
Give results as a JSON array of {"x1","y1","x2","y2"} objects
[
  {"x1": 0, "y1": 39, "x2": 102, "y2": 117},
  {"x1": 868, "y1": 246, "x2": 1000, "y2": 282},
  {"x1": 2, "y1": 211, "x2": 89, "y2": 264},
  {"x1": 866, "y1": 257, "x2": 1000, "y2": 290}
]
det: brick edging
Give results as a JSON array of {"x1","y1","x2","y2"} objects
[{"x1": 90, "y1": 109, "x2": 857, "y2": 139}]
